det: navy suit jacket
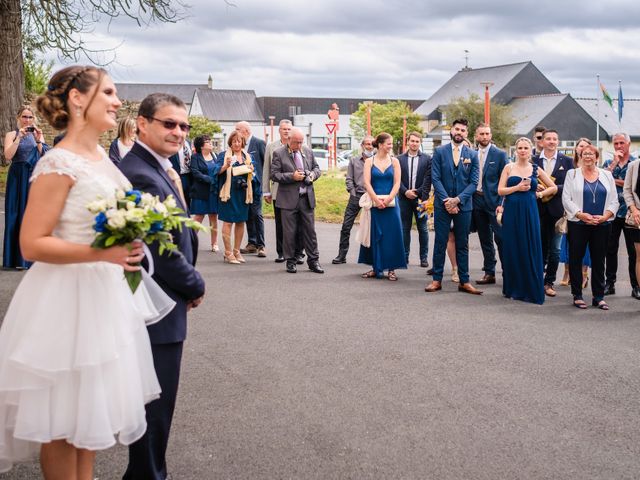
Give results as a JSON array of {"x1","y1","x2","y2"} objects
[
  {"x1": 119, "y1": 142, "x2": 206, "y2": 344},
  {"x1": 533, "y1": 152, "x2": 574, "y2": 218},
  {"x1": 397, "y1": 152, "x2": 432, "y2": 201},
  {"x1": 189, "y1": 153, "x2": 217, "y2": 200},
  {"x1": 479, "y1": 145, "x2": 508, "y2": 211},
  {"x1": 247, "y1": 137, "x2": 266, "y2": 190},
  {"x1": 431, "y1": 143, "x2": 479, "y2": 212}
]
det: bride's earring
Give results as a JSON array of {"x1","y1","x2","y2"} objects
[{"x1": 76, "y1": 106, "x2": 82, "y2": 117}]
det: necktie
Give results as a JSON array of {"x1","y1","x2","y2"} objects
[
  {"x1": 166, "y1": 167, "x2": 187, "y2": 207},
  {"x1": 409, "y1": 156, "x2": 415, "y2": 190},
  {"x1": 477, "y1": 149, "x2": 485, "y2": 192},
  {"x1": 293, "y1": 150, "x2": 304, "y2": 170},
  {"x1": 453, "y1": 145, "x2": 460, "y2": 167}
]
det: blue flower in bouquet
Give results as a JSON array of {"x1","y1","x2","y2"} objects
[
  {"x1": 125, "y1": 189, "x2": 142, "y2": 205},
  {"x1": 149, "y1": 221, "x2": 164, "y2": 233},
  {"x1": 93, "y1": 212, "x2": 108, "y2": 232}
]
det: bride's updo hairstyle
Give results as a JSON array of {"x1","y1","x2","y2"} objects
[
  {"x1": 36, "y1": 65, "x2": 107, "y2": 130},
  {"x1": 372, "y1": 132, "x2": 392, "y2": 149}
]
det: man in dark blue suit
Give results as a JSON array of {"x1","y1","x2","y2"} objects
[
  {"x1": 425, "y1": 118, "x2": 483, "y2": 295},
  {"x1": 397, "y1": 131, "x2": 431, "y2": 267},
  {"x1": 533, "y1": 128, "x2": 574, "y2": 297},
  {"x1": 119, "y1": 93, "x2": 206, "y2": 480},
  {"x1": 236, "y1": 121, "x2": 267, "y2": 257},
  {"x1": 472, "y1": 124, "x2": 508, "y2": 284}
]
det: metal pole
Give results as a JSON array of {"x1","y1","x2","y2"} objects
[
  {"x1": 402, "y1": 115, "x2": 407, "y2": 152},
  {"x1": 596, "y1": 74, "x2": 600, "y2": 149},
  {"x1": 269, "y1": 115, "x2": 275, "y2": 143}
]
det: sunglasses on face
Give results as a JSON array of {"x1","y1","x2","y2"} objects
[
  {"x1": 21, "y1": 115, "x2": 34, "y2": 120},
  {"x1": 535, "y1": 136, "x2": 543, "y2": 140},
  {"x1": 145, "y1": 116, "x2": 191, "y2": 133}
]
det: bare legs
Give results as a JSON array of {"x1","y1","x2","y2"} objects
[
  {"x1": 222, "y1": 222, "x2": 245, "y2": 263},
  {"x1": 447, "y1": 231, "x2": 458, "y2": 282},
  {"x1": 193, "y1": 213, "x2": 219, "y2": 250},
  {"x1": 41, "y1": 440, "x2": 95, "y2": 480}
]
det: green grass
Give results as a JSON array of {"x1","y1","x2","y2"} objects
[
  {"x1": 263, "y1": 169, "x2": 350, "y2": 223},
  {"x1": 0, "y1": 165, "x2": 7, "y2": 194}
]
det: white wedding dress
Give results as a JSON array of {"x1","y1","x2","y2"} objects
[{"x1": 0, "y1": 148, "x2": 172, "y2": 472}]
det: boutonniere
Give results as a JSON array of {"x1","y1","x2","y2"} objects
[{"x1": 462, "y1": 158, "x2": 471, "y2": 165}]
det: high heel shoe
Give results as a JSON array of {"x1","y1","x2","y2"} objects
[
  {"x1": 582, "y1": 275, "x2": 589, "y2": 289},
  {"x1": 224, "y1": 251, "x2": 241, "y2": 264},
  {"x1": 233, "y1": 249, "x2": 246, "y2": 263},
  {"x1": 211, "y1": 244, "x2": 219, "y2": 253}
]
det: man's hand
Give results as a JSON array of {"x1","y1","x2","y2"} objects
[
  {"x1": 187, "y1": 295, "x2": 204, "y2": 312},
  {"x1": 264, "y1": 194, "x2": 272, "y2": 204},
  {"x1": 405, "y1": 189, "x2": 418, "y2": 200},
  {"x1": 293, "y1": 170, "x2": 305, "y2": 181}
]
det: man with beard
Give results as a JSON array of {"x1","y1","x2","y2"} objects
[
  {"x1": 333, "y1": 136, "x2": 375, "y2": 264},
  {"x1": 532, "y1": 129, "x2": 574, "y2": 297},
  {"x1": 472, "y1": 123, "x2": 508, "y2": 284},
  {"x1": 425, "y1": 118, "x2": 482, "y2": 295}
]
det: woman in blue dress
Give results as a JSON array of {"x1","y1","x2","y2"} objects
[
  {"x1": 498, "y1": 137, "x2": 557, "y2": 304},
  {"x1": 216, "y1": 130, "x2": 257, "y2": 264},
  {"x1": 3, "y1": 106, "x2": 47, "y2": 269},
  {"x1": 358, "y1": 132, "x2": 407, "y2": 280},
  {"x1": 190, "y1": 135, "x2": 219, "y2": 252}
]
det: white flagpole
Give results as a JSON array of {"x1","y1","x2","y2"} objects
[{"x1": 596, "y1": 74, "x2": 600, "y2": 148}]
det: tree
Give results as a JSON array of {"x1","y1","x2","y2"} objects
[
  {"x1": 24, "y1": 52, "x2": 53, "y2": 97},
  {"x1": 188, "y1": 116, "x2": 222, "y2": 140},
  {"x1": 442, "y1": 93, "x2": 516, "y2": 148},
  {"x1": 350, "y1": 101, "x2": 422, "y2": 154},
  {"x1": 0, "y1": 0, "x2": 186, "y2": 163}
]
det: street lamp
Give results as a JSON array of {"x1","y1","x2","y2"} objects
[{"x1": 480, "y1": 82, "x2": 494, "y2": 125}]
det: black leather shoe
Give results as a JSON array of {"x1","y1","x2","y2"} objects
[
  {"x1": 296, "y1": 256, "x2": 304, "y2": 265},
  {"x1": 274, "y1": 256, "x2": 286, "y2": 263},
  {"x1": 604, "y1": 284, "x2": 616, "y2": 295},
  {"x1": 286, "y1": 262, "x2": 297, "y2": 273},
  {"x1": 420, "y1": 260, "x2": 429, "y2": 268},
  {"x1": 332, "y1": 256, "x2": 346, "y2": 264},
  {"x1": 632, "y1": 287, "x2": 640, "y2": 299},
  {"x1": 308, "y1": 261, "x2": 325, "y2": 274},
  {"x1": 426, "y1": 268, "x2": 434, "y2": 276}
]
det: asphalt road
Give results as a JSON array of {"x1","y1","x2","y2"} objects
[{"x1": 1, "y1": 218, "x2": 639, "y2": 479}]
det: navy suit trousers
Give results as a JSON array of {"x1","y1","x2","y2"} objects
[
  {"x1": 432, "y1": 208, "x2": 472, "y2": 283},
  {"x1": 472, "y1": 192, "x2": 503, "y2": 275},
  {"x1": 246, "y1": 196, "x2": 265, "y2": 248},
  {"x1": 399, "y1": 196, "x2": 429, "y2": 263}
]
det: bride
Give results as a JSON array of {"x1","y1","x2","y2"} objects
[{"x1": 0, "y1": 66, "x2": 166, "y2": 478}]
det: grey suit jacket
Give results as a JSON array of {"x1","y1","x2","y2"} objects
[
  {"x1": 263, "y1": 140, "x2": 284, "y2": 201},
  {"x1": 270, "y1": 145, "x2": 321, "y2": 210}
]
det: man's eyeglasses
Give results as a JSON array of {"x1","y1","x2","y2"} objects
[
  {"x1": 145, "y1": 116, "x2": 191, "y2": 133},
  {"x1": 21, "y1": 115, "x2": 34, "y2": 120}
]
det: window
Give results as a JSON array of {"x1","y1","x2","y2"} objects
[{"x1": 288, "y1": 105, "x2": 301, "y2": 117}]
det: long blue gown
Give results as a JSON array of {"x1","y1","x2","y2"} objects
[
  {"x1": 3, "y1": 132, "x2": 39, "y2": 269},
  {"x1": 358, "y1": 164, "x2": 407, "y2": 275},
  {"x1": 501, "y1": 165, "x2": 545, "y2": 304}
]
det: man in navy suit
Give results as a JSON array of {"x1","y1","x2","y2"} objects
[
  {"x1": 472, "y1": 124, "x2": 508, "y2": 284},
  {"x1": 533, "y1": 128, "x2": 574, "y2": 297},
  {"x1": 236, "y1": 121, "x2": 267, "y2": 257},
  {"x1": 119, "y1": 93, "x2": 206, "y2": 480},
  {"x1": 397, "y1": 131, "x2": 432, "y2": 267},
  {"x1": 425, "y1": 118, "x2": 483, "y2": 295}
]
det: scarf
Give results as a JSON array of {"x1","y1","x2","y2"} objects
[{"x1": 219, "y1": 150, "x2": 254, "y2": 204}]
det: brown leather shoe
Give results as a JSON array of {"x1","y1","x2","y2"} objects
[
  {"x1": 240, "y1": 243, "x2": 257, "y2": 254},
  {"x1": 544, "y1": 284, "x2": 557, "y2": 297},
  {"x1": 476, "y1": 274, "x2": 496, "y2": 285},
  {"x1": 458, "y1": 283, "x2": 483, "y2": 295},
  {"x1": 424, "y1": 281, "x2": 442, "y2": 292}
]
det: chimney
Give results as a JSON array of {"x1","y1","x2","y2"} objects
[{"x1": 207, "y1": 74, "x2": 213, "y2": 89}]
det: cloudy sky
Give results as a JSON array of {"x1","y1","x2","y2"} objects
[{"x1": 52, "y1": 0, "x2": 640, "y2": 101}]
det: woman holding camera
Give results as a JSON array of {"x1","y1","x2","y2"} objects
[
  {"x1": 190, "y1": 135, "x2": 220, "y2": 252},
  {"x1": 216, "y1": 130, "x2": 257, "y2": 264},
  {"x1": 3, "y1": 106, "x2": 47, "y2": 269},
  {"x1": 498, "y1": 137, "x2": 556, "y2": 304}
]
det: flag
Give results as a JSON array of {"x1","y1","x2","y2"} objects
[
  {"x1": 600, "y1": 82, "x2": 613, "y2": 108},
  {"x1": 618, "y1": 82, "x2": 624, "y2": 122}
]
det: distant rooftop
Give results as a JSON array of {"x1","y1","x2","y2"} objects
[{"x1": 115, "y1": 83, "x2": 207, "y2": 104}]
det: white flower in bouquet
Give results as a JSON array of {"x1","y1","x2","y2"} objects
[{"x1": 106, "y1": 209, "x2": 127, "y2": 229}]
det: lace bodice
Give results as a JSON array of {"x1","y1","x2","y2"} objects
[{"x1": 30, "y1": 148, "x2": 131, "y2": 244}]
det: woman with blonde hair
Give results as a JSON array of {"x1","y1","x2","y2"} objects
[
  {"x1": 498, "y1": 137, "x2": 557, "y2": 304},
  {"x1": 108, "y1": 115, "x2": 136, "y2": 164},
  {"x1": 0, "y1": 66, "x2": 163, "y2": 478},
  {"x1": 216, "y1": 130, "x2": 257, "y2": 264},
  {"x1": 2, "y1": 106, "x2": 47, "y2": 269}
]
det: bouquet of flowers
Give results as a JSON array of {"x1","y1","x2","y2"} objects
[{"x1": 88, "y1": 189, "x2": 207, "y2": 292}]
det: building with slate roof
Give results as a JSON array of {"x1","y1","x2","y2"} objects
[{"x1": 115, "y1": 82, "x2": 206, "y2": 110}]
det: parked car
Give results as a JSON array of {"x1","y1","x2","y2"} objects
[
  {"x1": 312, "y1": 149, "x2": 329, "y2": 171},
  {"x1": 337, "y1": 149, "x2": 358, "y2": 170}
]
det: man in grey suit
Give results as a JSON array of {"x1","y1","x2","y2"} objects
[{"x1": 270, "y1": 127, "x2": 324, "y2": 274}]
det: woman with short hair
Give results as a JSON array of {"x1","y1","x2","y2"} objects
[{"x1": 190, "y1": 134, "x2": 219, "y2": 252}]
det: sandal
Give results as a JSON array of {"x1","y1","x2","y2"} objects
[
  {"x1": 582, "y1": 275, "x2": 589, "y2": 289},
  {"x1": 592, "y1": 299, "x2": 610, "y2": 310},
  {"x1": 361, "y1": 270, "x2": 376, "y2": 278},
  {"x1": 573, "y1": 297, "x2": 587, "y2": 309},
  {"x1": 387, "y1": 270, "x2": 398, "y2": 281}
]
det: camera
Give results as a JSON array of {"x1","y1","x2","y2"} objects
[
  {"x1": 235, "y1": 177, "x2": 248, "y2": 190},
  {"x1": 303, "y1": 170, "x2": 314, "y2": 186},
  {"x1": 25, "y1": 126, "x2": 35, "y2": 133}
]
